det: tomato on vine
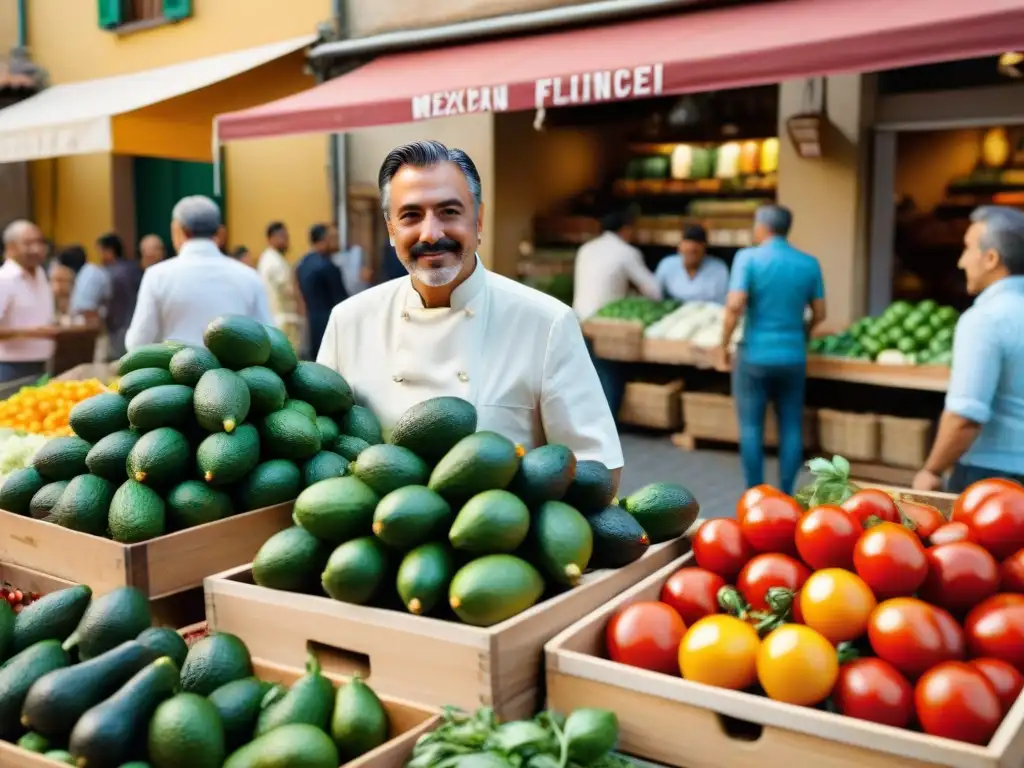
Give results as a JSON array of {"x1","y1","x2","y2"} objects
[
  {"x1": 692, "y1": 519, "x2": 753, "y2": 582},
  {"x1": 740, "y1": 494, "x2": 802, "y2": 555},
  {"x1": 795, "y1": 505, "x2": 860, "y2": 570},
  {"x1": 832, "y1": 658, "x2": 914, "y2": 728},
  {"x1": 915, "y1": 662, "x2": 1002, "y2": 745},
  {"x1": 854, "y1": 522, "x2": 928, "y2": 599},
  {"x1": 659, "y1": 567, "x2": 726, "y2": 627},
  {"x1": 867, "y1": 598, "x2": 965, "y2": 680},
  {"x1": 737, "y1": 553, "x2": 810, "y2": 612}
]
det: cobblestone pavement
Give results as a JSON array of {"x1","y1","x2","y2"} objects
[{"x1": 617, "y1": 430, "x2": 810, "y2": 517}]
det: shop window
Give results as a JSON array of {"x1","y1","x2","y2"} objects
[{"x1": 98, "y1": 0, "x2": 192, "y2": 31}]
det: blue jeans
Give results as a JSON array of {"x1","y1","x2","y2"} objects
[
  {"x1": 732, "y1": 358, "x2": 807, "y2": 495},
  {"x1": 585, "y1": 338, "x2": 625, "y2": 421},
  {"x1": 948, "y1": 463, "x2": 1024, "y2": 494}
]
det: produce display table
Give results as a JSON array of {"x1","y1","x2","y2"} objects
[{"x1": 806, "y1": 356, "x2": 949, "y2": 393}]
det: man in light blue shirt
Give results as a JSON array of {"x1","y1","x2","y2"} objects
[
  {"x1": 58, "y1": 246, "x2": 111, "y2": 324},
  {"x1": 655, "y1": 225, "x2": 729, "y2": 304},
  {"x1": 914, "y1": 206, "x2": 1024, "y2": 493},
  {"x1": 718, "y1": 205, "x2": 826, "y2": 494}
]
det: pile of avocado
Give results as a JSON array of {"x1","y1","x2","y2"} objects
[
  {"x1": 0, "y1": 314, "x2": 368, "y2": 542},
  {"x1": 0, "y1": 584, "x2": 391, "y2": 767},
  {"x1": 253, "y1": 395, "x2": 701, "y2": 628}
]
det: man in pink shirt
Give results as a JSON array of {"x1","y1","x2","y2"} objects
[{"x1": 0, "y1": 220, "x2": 56, "y2": 382}]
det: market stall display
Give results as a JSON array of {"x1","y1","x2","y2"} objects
[
  {"x1": 0, "y1": 582, "x2": 438, "y2": 768},
  {"x1": 0, "y1": 378, "x2": 108, "y2": 437},
  {"x1": 591, "y1": 297, "x2": 680, "y2": 327},
  {"x1": 206, "y1": 395, "x2": 699, "y2": 719},
  {"x1": 547, "y1": 465, "x2": 1024, "y2": 767},
  {"x1": 809, "y1": 299, "x2": 960, "y2": 365}
]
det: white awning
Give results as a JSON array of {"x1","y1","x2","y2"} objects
[{"x1": 0, "y1": 34, "x2": 317, "y2": 163}]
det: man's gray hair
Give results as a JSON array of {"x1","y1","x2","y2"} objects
[
  {"x1": 2, "y1": 219, "x2": 35, "y2": 246},
  {"x1": 754, "y1": 205, "x2": 793, "y2": 237},
  {"x1": 378, "y1": 141, "x2": 482, "y2": 219},
  {"x1": 172, "y1": 195, "x2": 221, "y2": 239},
  {"x1": 971, "y1": 205, "x2": 1024, "y2": 276}
]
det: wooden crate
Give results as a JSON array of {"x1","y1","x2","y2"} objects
[
  {"x1": 547, "y1": 553, "x2": 1024, "y2": 768},
  {"x1": 582, "y1": 318, "x2": 645, "y2": 362},
  {"x1": 864, "y1": 484, "x2": 957, "y2": 518},
  {"x1": 204, "y1": 537, "x2": 692, "y2": 722},
  {"x1": 0, "y1": 502, "x2": 294, "y2": 600},
  {"x1": 818, "y1": 409, "x2": 880, "y2": 462},
  {"x1": 619, "y1": 380, "x2": 685, "y2": 430},
  {"x1": 680, "y1": 392, "x2": 817, "y2": 448},
  {"x1": 879, "y1": 415, "x2": 934, "y2": 469},
  {"x1": 0, "y1": 657, "x2": 439, "y2": 768}
]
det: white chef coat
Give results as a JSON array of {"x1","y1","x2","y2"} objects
[
  {"x1": 125, "y1": 239, "x2": 274, "y2": 350},
  {"x1": 317, "y1": 258, "x2": 624, "y2": 469}
]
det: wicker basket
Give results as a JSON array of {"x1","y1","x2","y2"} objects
[
  {"x1": 817, "y1": 409, "x2": 880, "y2": 462},
  {"x1": 619, "y1": 380, "x2": 685, "y2": 430},
  {"x1": 583, "y1": 318, "x2": 645, "y2": 362},
  {"x1": 879, "y1": 415, "x2": 934, "y2": 469},
  {"x1": 680, "y1": 392, "x2": 817, "y2": 448}
]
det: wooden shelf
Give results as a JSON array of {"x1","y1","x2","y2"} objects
[{"x1": 806, "y1": 356, "x2": 949, "y2": 392}]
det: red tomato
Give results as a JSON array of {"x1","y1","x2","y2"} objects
[
  {"x1": 692, "y1": 519, "x2": 753, "y2": 582},
  {"x1": 900, "y1": 501, "x2": 946, "y2": 542},
  {"x1": 842, "y1": 489, "x2": 901, "y2": 527},
  {"x1": 1000, "y1": 549, "x2": 1024, "y2": 593},
  {"x1": 868, "y1": 598, "x2": 965, "y2": 679},
  {"x1": 737, "y1": 553, "x2": 810, "y2": 612},
  {"x1": 953, "y1": 478, "x2": 1024, "y2": 527},
  {"x1": 970, "y1": 491, "x2": 1024, "y2": 561},
  {"x1": 918, "y1": 542, "x2": 999, "y2": 615},
  {"x1": 969, "y1": 658, "x2": 1024, "y2": 715},
  {"x1": 964, "y1": 594, "x2": 1024, "y2": 672},
  {"x1": 915, "y1": 662, "x2": 1002, "y2": 745},
  {"x1": 736, "y1": 484, "x2": 780, "y2": 525},
  {"x1": 833, "y1": 658, "x2": 914, "y2": 728},
  {"x1": 930, "y1": 521, "x2": 973, "y2": 547},
  {"x1": 854, "y1": 522, "x2": 929, "y2": 599},
  {"x1": 659, "y1": 567, "x2": 726, "y2": 627},
  {"x1": 795, "y1": 505, "x2": 860, "y2": 570},
  {"x1": 606, "y1": 601, "x2": 686, "y2": 675},
  {"x1": 740, "y1": 495, "x2": 802, "y2": 555}
]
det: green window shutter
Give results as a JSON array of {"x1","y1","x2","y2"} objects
[
  {"x1": 97, "y1": 0, "x2": 123, "y2": 29},
  {"x1": 162, "y1": 0, "x2": 192, "y2": 21}
]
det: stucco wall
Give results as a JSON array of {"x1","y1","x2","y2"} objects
[{"x1": 346, "y1": 0, "x2": 593, "y2": 37}]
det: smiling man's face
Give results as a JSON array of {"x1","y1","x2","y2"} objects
[{"x1": 386, "y1": 161, "x2": 483, "y2": 289}]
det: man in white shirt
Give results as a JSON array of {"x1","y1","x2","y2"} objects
[
  {"x1": 572, "y1": 211, "x2": 661, "y2": 421},
  {"x1": 318, "y1": 141, "x2": 623, "y2": 483},
  {"x1": 125, "y1": 196, "x2": 274, "y2": 350},
  {"x1": 572, "y1": 210, "x2": 661, "y2": 321},
  {"x1": 258, "y1": 222, "x2": 304, "y2": 355}
]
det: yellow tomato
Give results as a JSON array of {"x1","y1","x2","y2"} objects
[
  {"x1": 679, "y1": 615, "x2": 760, "y2": 690},
  {"x1": 757, "y1": 625, "x2": 838, "y2": 705},
  {"x1": 799, "y1": 568, "x2": 876, "y2": 644}
]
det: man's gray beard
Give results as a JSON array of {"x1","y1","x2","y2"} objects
[{"x1": 408, "y1": 256, "x2": 464, "y2": 287}]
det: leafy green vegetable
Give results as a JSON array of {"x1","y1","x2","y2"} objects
[{"x1": 794, "y1": 455, "x2": 859, "y2": 510}]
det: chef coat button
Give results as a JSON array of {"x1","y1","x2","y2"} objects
[
  {"x1": 457, "y1": 371, "x2": 469, "y2": 382},
  {"x1": 392, "y1": 375, "x2": 404, "y2": 383},
  {"x1": 401, "y1": 311, "x2": 411, "y2": 321},
  {"x1": 465, "y1": 308, "x2": 475, "y2": 318}
]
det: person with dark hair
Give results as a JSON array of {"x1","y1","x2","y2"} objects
[
  {"x1": 258, "y1": 220, "x2": 303, "y2": 354},
  {"x1": 718, "y1": 204, "x2": 826, "y2": 495},
  {"x1": 231, "y1": 245, "x2": 257, "y2": 269},
  {"x1": 318, "y1": 140, "x2": 623, "y2": 485},
  {"x1": 655, "y1": 224, "x2": 729, "y2": 304},
  {"x1": 125, "y1": 196, "x2": 272, "y2": 350},
  {"x1": 63, "y1": 243, "x2": 111, "y2": 330},
  {"x1": 98, "y1": 233, "x2": 142, "y2": 360},
  {"x1": 296, "y1": 223, "x2": 346, "y2": 358},
  {"x1": 573, "y1": 208, "x2": 660, "y2": 321},
  {"x1": 572, "y1": 207, "x2": 660, "y2": 419},
  {"x1": 914, "y1": 205, "x2": 1024, "y2": 492}
]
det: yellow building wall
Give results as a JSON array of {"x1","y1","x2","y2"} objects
[
  {"x1": 0, "y1": 0, "x2": 16, "y2": 51},
  {"x1": 24, "y1": 0, "x2": 333, "y2": 256}
]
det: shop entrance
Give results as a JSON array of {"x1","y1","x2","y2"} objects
[{"x1": 133, "y1": 156, "x2": 226, "y2": 256}]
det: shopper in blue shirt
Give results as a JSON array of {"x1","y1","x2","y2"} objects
[
  {"x1": 717, "y1": 205, "x2": 826, "y2": 494},
  {"x1": 655, "y1": 225, "x2": 729, "y2": 304},
  {"x1": 914, "y1": 206, "x2": 1024, "y2": 493}
]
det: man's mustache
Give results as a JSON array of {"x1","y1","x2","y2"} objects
[{"x1": 410, "y1": 238, "x2": 461, "y2": 258}]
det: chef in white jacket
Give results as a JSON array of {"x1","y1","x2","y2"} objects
[{"x1": 318, "y1": 141, "x2": 623, "y2": 486}]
